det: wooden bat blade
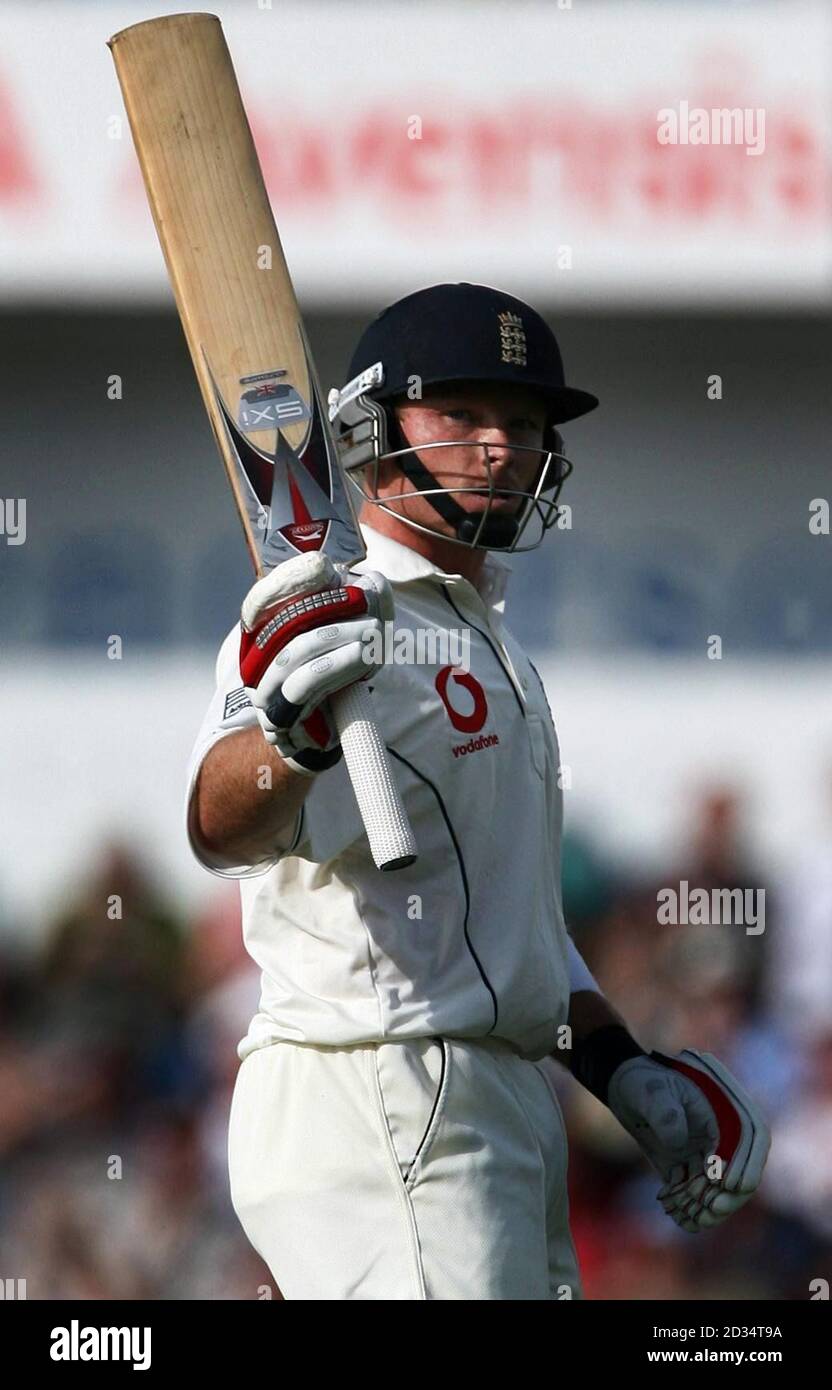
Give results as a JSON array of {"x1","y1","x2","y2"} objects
[{"x1": 109, "y1": 12, "x2": 363, "y2": 575}]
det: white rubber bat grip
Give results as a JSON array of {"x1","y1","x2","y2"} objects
[{"x1": 332, "y1": 683, "x2": 417, "y2": 871}]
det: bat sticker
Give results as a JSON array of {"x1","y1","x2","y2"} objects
[
  {"x1": 204, "y1": 341, "x2": 362, "y2": 572},
  {"x1": 238, "y1": 378, "x2": 312, "y2": 433}
]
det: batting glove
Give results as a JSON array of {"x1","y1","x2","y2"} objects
[
  {"x1": 607, "y1": 1048, "x2": 771, "y2": 1233},
  {"x1": 239, "y1": 552, "x2": 393, "y2": 776}
]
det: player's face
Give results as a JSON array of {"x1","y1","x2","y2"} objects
[{"x1": 374, "y1": 382, "x2": 548, "y2": 537}]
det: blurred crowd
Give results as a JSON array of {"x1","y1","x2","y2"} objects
[
  {"x1": 561, "y1": 787, "x2": 832, "y2": 1300},
  {"x1": 0, "y1": 847, "x2": 271, "y2": 1299},
  {"x1": 0, "y1": 786, "x2": 829, "y2": 1300}
]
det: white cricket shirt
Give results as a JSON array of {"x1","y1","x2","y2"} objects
[{"x1": 186, "y1": 524, "x2": 571, "y2": 1062}]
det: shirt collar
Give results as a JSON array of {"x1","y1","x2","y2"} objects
[{"x1": 357, "y1": 521, "x2": 511, "y2": 618}]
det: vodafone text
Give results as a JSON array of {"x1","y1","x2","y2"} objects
[{"x1": 452, "y1": 733, "x2": 499, "y2": 758}]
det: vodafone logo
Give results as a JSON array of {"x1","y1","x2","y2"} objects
[{"x1": 435, "y1": 666, "x2": 488, "y2": 734}]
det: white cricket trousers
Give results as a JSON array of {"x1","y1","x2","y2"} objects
[{"x1": 227, "y1": 1033, "x2": 582, "y2": 1300}]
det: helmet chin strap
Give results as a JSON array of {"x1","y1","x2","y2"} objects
[
  {"x1": 398, "y1": 451, "x2": 520, "y2": 547},
  {"x1": 388, "y1": 417, "x2": 521, "y2": 548}
]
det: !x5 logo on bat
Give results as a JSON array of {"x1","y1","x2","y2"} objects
[{"x1": 238, "y1": 375, "x2": 312, "y2": 432}]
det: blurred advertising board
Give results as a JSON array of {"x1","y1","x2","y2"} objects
[{"x1": 0, "y1": 0, "x2": 830, "y2": 306}]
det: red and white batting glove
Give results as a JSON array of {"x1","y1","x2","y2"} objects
[
  {"x1": 239, "y1": 552, "x2": 393, "y2": 776},
  {"x1": 607, "y1": 1048, "x2": 771, "y2": 1233}
]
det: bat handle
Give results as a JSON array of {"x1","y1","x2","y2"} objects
[{"x1": 331, "y1": 683, "x2": 417, "y2": 871}]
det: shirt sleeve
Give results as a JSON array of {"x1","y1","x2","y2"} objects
[
  {"x1": 184, "y1": 624, "x2": 302, "y2": 878},
  {"x1": 567, "y1": 936, "x2": 602, "y2": 995}
]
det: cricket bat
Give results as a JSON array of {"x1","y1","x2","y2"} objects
[{"x1": 109, "y1": 12, "x2": 416, "y2": 871}]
